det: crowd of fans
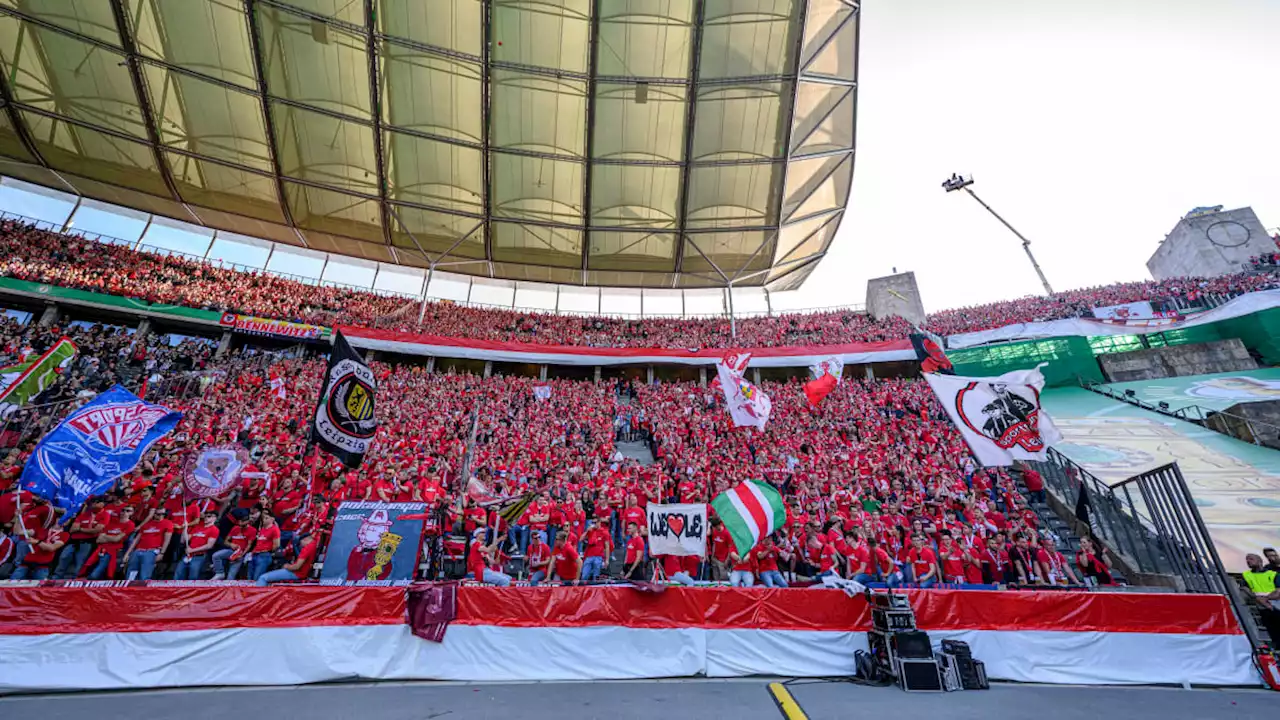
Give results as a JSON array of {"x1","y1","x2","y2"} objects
[
  {"x1": 0, "y1": 317, "x2": 1112, "y2": 590},
  {"x1": 2, "y1": 218, "x2": 1278, "y2": 347}
]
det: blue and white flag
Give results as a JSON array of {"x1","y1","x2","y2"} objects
[{"x1": 20, "y1": 385, "x2": 182, "y2": 514}]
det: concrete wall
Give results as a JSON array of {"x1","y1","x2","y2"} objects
[
  {"x1": 1207, "y1": 401, "x2": 1280, "y2": 451},
  {"x1": 1147, "y1": 207, "x2": 1275, "y2": 280},
  {"x1": 1098, "y1": 339, "x2": 1257, "y2": 382},
  {"x1": 865, "y1": 271, "x2": 926, "y2": 327}
]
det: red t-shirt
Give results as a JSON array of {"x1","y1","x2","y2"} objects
[
  {"x1": 135, "y1": 519, "x2": 174, "y2": 552},
  {"x1": 584, "y1": 527, "x2": 611, "y2": 559},
  {"x1": 70, "y1": 508, "x2": 106, "y2": 541},
  {"x1": 23, "y1": 527, "x2": 67, "y2": 565},
  {"x1": 553, "y1": 544, "x2": 580, "y2": 580},
  {"x1": 526, "y1": 541, "x2": 551, "y2": 570},
  {"x1": 939, "y1": 545, "x2": 965, "y2": 581},
  {"x1": 1023, "y1": 469, "x2": 1044, "y2": 492},
  {"x1": 908, "y1": 547, "x2": 937, "y2": 580},
  {"x1": 292, "y1": 538, "x2": 319, "y2": 580},
  {"x1": 624, "y1": 535, "x2": 645, "y2": 565},
  {"x1": 1037, "y1": 548, "x2": 1066, "y2": 579},
  {"x1": 467, "y1": 541, "x2": 487, "y2": 579},
  {"x1": 225, "y1": 524, "x2": 257, "y2": 557},
  {"x1": 965, "y1": 548, "x2": 988, "y2": 584},
  {"x1": 818, "y1": 543, "x2": 840, "y2": 573},
  {"x1": 753, "y1": 546, "x2": 780, "y2": 573},
  {"x1": 186, "y1": 523, "x2": 221, "y2": 555},
  {"x1": 252, "y1": 524, "x2": 281, "y2": 553},
  {"x1": 710, "y1": 527, "x2": 733, "y2": 562},
  {"x1": 621, "y1": 506, "x2": 646, "y2": 532},
  {"x1": 99, "y1": 519, "x2": 135, "y2": 553}
]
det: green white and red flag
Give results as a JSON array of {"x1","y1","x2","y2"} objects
[{"x1": 711, "y1": 479, "x2": 787, "y2": 557}]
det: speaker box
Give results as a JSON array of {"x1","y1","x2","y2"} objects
[
  {"x1": 942, "y1": 639, "x2": 972, "y2": 657},
  {"x1": 972, "y1": 660, "x2": 990, "y2": 690},
  {"x1": 873, "y1": 608, "x2": 917, "y2": 632},
  {"x1": 890, "y1": 630, "x2": 933, "y2": 659},
  {"x1": 897, "y1": 657, "x2": 943, "y2": 692},
  {"x1": 938, "y1": 655, "x2": 962, "y2": 692},
  {"x1": 867, "y1": 630, "x2": 895, "y2": 677}
]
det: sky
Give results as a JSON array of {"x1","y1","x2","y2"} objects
[
  {"x1": 802, "y1": 0, "x2": 1280, "y2": 312},
  {"x1": 1, "y1": 0, "x2": 1278, "y2": 316}
]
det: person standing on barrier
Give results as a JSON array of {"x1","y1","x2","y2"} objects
[{"x1": 1243, "y1": 553, "x2": 1280, "y2": 642}]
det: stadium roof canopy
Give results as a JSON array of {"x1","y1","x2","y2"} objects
[{"x1": 0, "y1": 0, "x2": 858, "y2": 291}]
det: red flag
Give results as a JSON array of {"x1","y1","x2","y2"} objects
[{"x1": 803, "y1": 373, "x2": 838, "y2": 407}]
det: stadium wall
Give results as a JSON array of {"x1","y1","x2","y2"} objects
[{"x1": 0, "y1": 585, "x2": 1257, "y2": 691}]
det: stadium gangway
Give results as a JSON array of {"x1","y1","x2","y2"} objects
[{"x1": 1032, "y1": 450, "x2": 1263, "y2": 647}]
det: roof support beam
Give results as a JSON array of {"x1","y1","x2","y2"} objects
[
  {"x1": 108, "y1": 0, "x2": 187, "y2": 212},
  {"x1": 670, "y1": 0, "x2": 706, "y2": 287},
  {"x1": 364, "y1": 0, "x2": 394, "y2": 249},
  {"x1": 578, "y1": 0, "x2": 602, "y2": 281},
  {"x1": 768, "y1": 0, "x2": 810, "y2": 269},
  {"x1": 480, "y1": 0, "x2": 493, "y2": 266},
  {"x1": 244, "y1": 0, "x2": 303, "y2": 244}
]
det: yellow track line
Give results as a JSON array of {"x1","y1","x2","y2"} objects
[{"x1": 767, "y1": 682, "x2": 809, "y2": 720}]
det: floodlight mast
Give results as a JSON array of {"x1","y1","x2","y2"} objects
[{"x1": 942, "y1": 174, "x2": 1054, "y2": 295}]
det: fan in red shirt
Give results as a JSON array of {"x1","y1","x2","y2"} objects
[
  {"x1": 175, "y1": 510, "x2": 221, "y2": 580},
  {"x1": 257, "y1": 530, "x2": 320, "y2": 586},
  {"x1": 1035, "y1": 537, "x2": 1080, "y2": 586},
  {"x1": 622, "y1": 522, "x2": 647, "y2": 581},
  {"x1": 906, "y1": 534, "x2": 939, "y2": 587},
  {"x1": 85, "y1": 506, "x2": 135, "y2": 579},
  {"x1": 12, "y1": 525, "x2": 68, "y2": 580},
  {"x1": 581, "y1": 520, "x2": 612, "y2": 584},
  {"x1": 526, "y1": 533, "x2": 552, "y2": 585},
  {"x1": 938, "y1": 535, "x2": 966, "y2": 584},
  {"x1": 751, "y1": 535, "x2": 787, "y2": 588},
  {"x1": 551, "y1": 532, "x2": 581, "y2": 585},
  {"x1": 212, "y1": 508, "x2": 256, "y2": 580},
  {"x1": 709, "y1": 517, "x2": 733, "y2": 581},
  {"x1": 248, "y1": 513, "x2": 282, "y2": 581}
]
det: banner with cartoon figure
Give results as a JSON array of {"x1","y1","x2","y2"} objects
[
  {"x1": 20, "y1": 385, "x2": 182, "y2": 514},
  {"x1": 923, "y1": 365, "x2": 1062, "y2": 466},
  {"x1": 182, "y1": 444, "x2": 249, "y2": 498},
  {"x1": 319, "y1": 501, "x2": 427, "y2": 585}
]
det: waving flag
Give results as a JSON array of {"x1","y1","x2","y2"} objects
[
  {"x1": 911, "y1": 332, "x2": 954, "y2": 375},
  {"x1": 0, "y1": 337, "x2": 77, "y2": 417},
  {"x1": 269, "y1": 368, "x2": 287, "y2": 400},
  {"x1": 804, "y1": 355, "x2": 843, "y2": 407},
  {"x1": 712, "y1": 480, "x2": 786, "y2": 557},
  {"x1": 532, "y1": 381, "x2": 551, "y2": 401},
  {"x1": 715, "y1": 354, "x2": 771, "y2": 430},
  {"x1": 923, "y1": 365, "x2": 1062, "y2": 466},
  {"x1": 20, "y1": 385, "x2": 182, "y2": 514},
  {"x1": 312, "y1": 330, "x2": 378, "y2": 469}
]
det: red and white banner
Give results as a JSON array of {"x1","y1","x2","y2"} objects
[
  {"x1": 221, "y1": 313, "x2": 327, "y2": 340},
  {"x1": 0, "y1": 585, "x2": 1257, "y2": 691},
  {"x1": 338, "y1": 326, "x2": 915, "y2": 368}
]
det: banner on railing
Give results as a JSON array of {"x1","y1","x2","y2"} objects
[
  {"x1": 219, "y1": 313, "x2": 329, "y2": 340},
  {"x1": 320, "y1": 502, "x2": 427, "y2": 585}
]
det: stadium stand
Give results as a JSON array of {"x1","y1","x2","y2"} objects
[{"x1": 3, "y1": 217, "x2": 1278, "y2": 346}]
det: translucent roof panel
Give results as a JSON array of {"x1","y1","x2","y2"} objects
[{"x1": 0, "y1": 0, "x2": 858, "y2": 290}]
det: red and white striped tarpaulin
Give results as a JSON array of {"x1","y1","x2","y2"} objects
[{"x1": 0, "y1": 585, "x2": 1257, "y2": 691}]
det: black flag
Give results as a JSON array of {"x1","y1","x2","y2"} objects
[
  {"x1": 1074, "y1": 479, "x2": 1092, "y2": 529},
  {"x1": 910, "y1": 332, "x2": 955, "y2": 375},
  {"x1": 311, "y1": 330, "x2": 377, "y2": 468}
]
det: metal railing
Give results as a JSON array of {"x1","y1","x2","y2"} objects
[
  {"x1": 1082, "y1": 377, "x2": 1280, "y2": 448},
  {"x1": 1031, "y1": 448, "x2": 1173, "y2": 578}
]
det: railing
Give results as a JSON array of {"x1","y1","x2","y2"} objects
[
  {"x1": 1031, "y1": 448, "x2": 1174, "y2": 578},
  {"x1": 1081, "y1": 377, "x2": 1280, "y2": 448}
]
